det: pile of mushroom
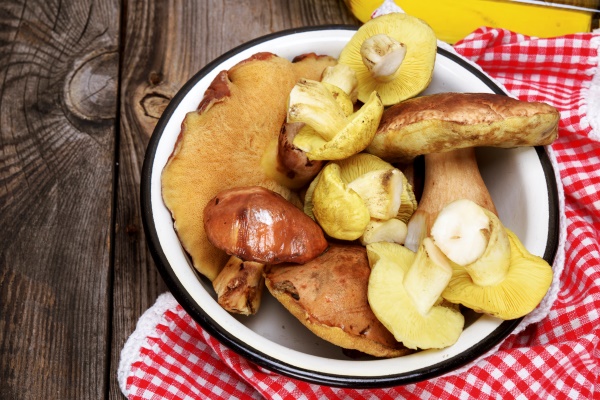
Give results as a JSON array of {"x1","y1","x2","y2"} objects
[{"x1": 197, "y1": 12, "x2": 558, "y2": 356}]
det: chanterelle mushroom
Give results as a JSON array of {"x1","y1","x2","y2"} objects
[
  {"x1": 367, "y1": 240, "x2": 465, "y2": 350},
  {"x1": 338, "y1": 13, "x2": 437, "y2": 106},
  {"x1": 435, "y1": 200, "x2": 553, "y2": 320}
]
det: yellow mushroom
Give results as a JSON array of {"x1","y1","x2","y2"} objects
[
  {"x1": 306, "y1": 153, "x2": 417, "y2": 242},
  {"x1": 320, "y1": 63, "x2": 359, "y2": 104},
  {"x1": 359, "y1": 218, "x2": 408, "y2": 247},
  {"x1": 338, "y1": 13, "x2": 437, "y2": 106},
  {"x1": 311, "y1": 163, "x2": 371, "y2": 241},
  {"x1": 367, "y1": 240, "x2": 465, "y2": 350},
  {"x1": 287, "y1": 79, "x2": 384, "y2": 161},
  {"x1": 434, "y1": 200, "x2": 554, "y2": 320}
]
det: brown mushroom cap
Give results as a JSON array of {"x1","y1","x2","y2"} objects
[
  {"x1": 161, "y1": 52, "x2": 336, "y2": 281},
  {"x1": 203, "y1": 186, "x2": 328, "y2": 264},
  {"x1": 265, "y1": 244, "x2": 411, "y2": 358},
  {"x1": 368, "y1": 92, "x2": 560, "y2": 162}
]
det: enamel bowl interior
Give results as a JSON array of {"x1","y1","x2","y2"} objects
[{"x1": 141, "y1": 26, "x2": 558, "y2": 388}]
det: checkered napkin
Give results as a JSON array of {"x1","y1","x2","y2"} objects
[{"x1": 118, "y1": 27, "x2": 600, "y2": 399}]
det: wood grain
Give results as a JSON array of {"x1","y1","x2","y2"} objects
[
  {"x1": 109, "y1": 1, "x2": 357, "y2": 398},
  {"x1": 0, "y1": 0, "x2": 358, "y2": 398},
  {"x1": 0, "y1": 0, "x2": 119, "y2": 398},
  {"x1": 110, "y1": 1, "x2": 357, "y2": 397}
]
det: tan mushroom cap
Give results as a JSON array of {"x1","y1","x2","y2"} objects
[
  {"x1": 338, "y1": 13, "x2": 437, "y2": 106},
  {"x1": 265, "y1": 244, "x2": 411, "y2": 358},
  {"x1": 161, "y1": 53, "x2": 336, "y2": 281},
  {"x1": 442, "y1": 229, "x2": 553, "y2": 320}
]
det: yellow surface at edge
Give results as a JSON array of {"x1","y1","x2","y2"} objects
[{"x1": 348, "y1": 0, "x2": 592, "y2": 43}]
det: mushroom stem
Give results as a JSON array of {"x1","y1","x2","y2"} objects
[
  {"x1": 360, "y1": 34, "x2": 407, "y2": 82},
  {"x1": 432, "y1": 200, "x2": 511, "y2": 287},
  {"x1": 405, "y1": 148, "x2": 497, "y2": 252},
  {"x1": 321, "y1": 64, "x2": 359, "y2": 103},
  {"x1": 403, "y1": 238, "x2": 453, "y2": 316},
  {"x1": 287, "y1": 79, "x2": 347, "y2": 141},
  {"x1": 360, "y1": 218, "x2": 408, "y2": 246},
  {"x1": 430, "y1": 199, "x2": 491, "y2": 266},
  {"x1": 347, "y1": 168, "x2": 404, "y2": 220},
  {"x1": 212, "y1": 256, "x2": 265, "y2": 316}
]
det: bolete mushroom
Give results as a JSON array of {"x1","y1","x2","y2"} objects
[
  {"x1": 337, "y1": 13, "x2": 437, "y2": 106},
  {"x1": 405, "y1": 148, "x2": 497, "y2": 251},
  {"x1": 162, "y1": 52, "x2": 335, "y2": 281},
  {"x1": 287, "y1": 79, "x2": 384, "y2": 161},
  {"x1": 367, "y1": 240, "x2": 465, "y2": 350},
  {"x1": 203, "y1": 186, "x2": 328, "y2": 264},
  {"x1": 434, "y1": 200, "x2": 553, "y2": 320},
  {"x1": 265, "y1": 244, "x2": 411, "y2": 358},
  {"x1": 367, "y1": 92, "x2": 560, "y2": 163}
]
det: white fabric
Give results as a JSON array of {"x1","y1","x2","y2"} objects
[{"x1": 117, "y1": 292, "x2": 180, "y2": 397}]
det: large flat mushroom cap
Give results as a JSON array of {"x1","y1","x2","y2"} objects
[{"x1": 161, "y1": 53, "x2": 336, "y2": 281}]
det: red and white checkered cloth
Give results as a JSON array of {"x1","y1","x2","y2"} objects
[{"x1": 119, "y1": 28, "x2": 600, "y2": 399}]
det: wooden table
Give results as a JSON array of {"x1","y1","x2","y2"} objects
[{"x1": 0, "y1": 1, "x2": 359, "y2": 398}]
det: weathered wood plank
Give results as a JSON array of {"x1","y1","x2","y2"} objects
[
  {"x1": 109, "y1": 0, "x2": 357, "y2": 397},
  {"x1": 0, "y1": 0, "x2": 120, "y2": 398}
]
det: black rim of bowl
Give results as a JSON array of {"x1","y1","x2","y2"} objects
[{"x1": 140, "y1": 25, "x2": 560, "y2": 389}]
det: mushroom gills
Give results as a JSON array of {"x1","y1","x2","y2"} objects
[
  {"x1": 438, "y1": 201, "x2": 553, "y2": 320},
  {"x1": 338, "y1": 13, "x2": 437, "y2": 105},
  {"x1": 367, "y1": 241, "x2": 464, "y2": 350}
]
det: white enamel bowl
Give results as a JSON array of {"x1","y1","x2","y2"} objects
[{"x1": 141, "y1": 26, "x2": 559, "y2": 388}]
